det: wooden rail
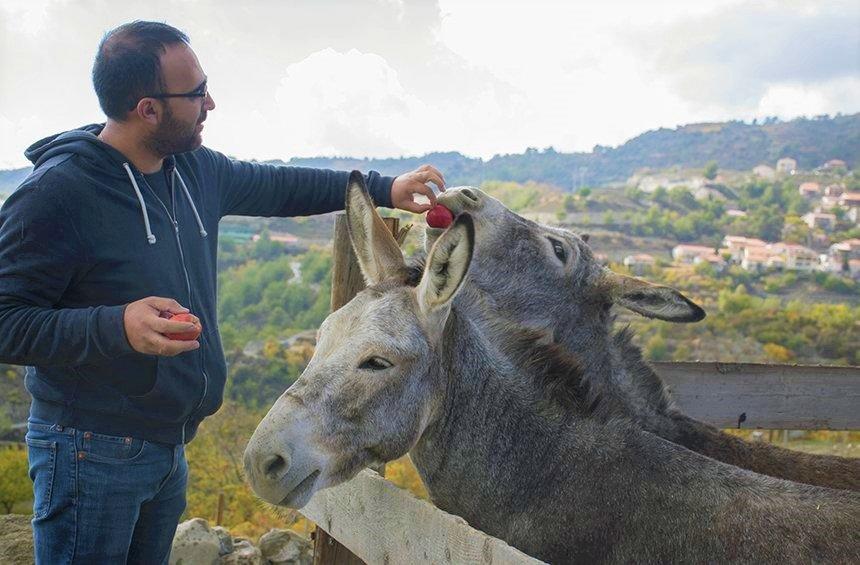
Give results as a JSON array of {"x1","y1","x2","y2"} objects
[
  {"x1": 655, "y1": 362, "x2": 860, "y2": 430},
  {"x1": 304, "y1": 469, "x2": 545, "y2": 565}
]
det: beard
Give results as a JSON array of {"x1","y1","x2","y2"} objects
[{"x1": 146, "y1": 105, "x2": 204, "y2": 156}]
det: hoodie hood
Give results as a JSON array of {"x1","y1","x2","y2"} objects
[{"x1": 25, "y1": 123, "x2": 136, "y2": 178}]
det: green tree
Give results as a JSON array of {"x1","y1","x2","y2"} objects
[
  {"x1": 703, "y1": 160, "x2": 718, "y2": 180},
  {"x1": 0, "y1": 447, "x2": 30, "y2": 513}
]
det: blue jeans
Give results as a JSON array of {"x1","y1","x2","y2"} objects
[{"x1": 25, "y1": 418, "x2": 188, "y2": 564}]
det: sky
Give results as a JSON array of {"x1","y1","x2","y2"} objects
[{"x1": 1, "y1": 0, "x2": 858, "y2": 168}]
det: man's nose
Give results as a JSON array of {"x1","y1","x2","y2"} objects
[{"x1": 204, "y1": 91, "x2": 216, "y2": 111}]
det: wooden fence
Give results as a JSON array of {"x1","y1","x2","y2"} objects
[{"x1": 309, "y1": 213, "x2": 860, "y2": 564}]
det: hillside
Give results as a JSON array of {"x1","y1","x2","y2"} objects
[
  {"x1": 282, "y1": 114, "x2": 860, "y2": 188},
  {"x1": 2, "y1": 114, "x2": 858, "y2": 195}
]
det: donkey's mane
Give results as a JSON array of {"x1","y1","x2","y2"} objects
[
  {"x1": 500, "y1": 323, "x2": 600, "y2": 416},
  {"x1": 407, "y1": 253, "x2": 600, "y2": 416},
  {"x1": 612, "y1": 324, "x2": 676, "y2": 415}
]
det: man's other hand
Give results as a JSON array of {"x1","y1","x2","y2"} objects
[
  {"x1": 391, "y1": 164, "x2": 446, "y2": 213},
  {"x1": 123, "y1": 297, "x2": 201, "y2": 356}
]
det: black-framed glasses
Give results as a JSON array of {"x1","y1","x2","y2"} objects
[{"x1": 146, "y1": 80, "x2": 208, "y2": 100}]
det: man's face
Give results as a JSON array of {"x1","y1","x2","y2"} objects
[{"x1": 147, "y1": 43, "x2": 216, "y2": 156}]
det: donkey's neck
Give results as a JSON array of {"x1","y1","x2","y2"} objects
[
  {"x1": 459, "y1": 281, "x2": 675, "y2": 429},
  {"x1": 555, "y1": 310, "x2": 679, "y2": 429},
  {"x1": 410, "y1": 309, "x2": 859, "y2": 564}
]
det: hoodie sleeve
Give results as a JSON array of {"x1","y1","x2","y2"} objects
[
  {"x1": 0, "y1": 173, "x2": 133, "y2": 366},
  {"x1": 202, "y1": 149, "x2": 395, "y2": 218}
]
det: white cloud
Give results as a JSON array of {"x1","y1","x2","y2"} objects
[
  {"x1": 273, "y1": 48, "x2": 422, "y2": 157},
  {"x1": 0, "y1": 0, "x2": 857, "y2": 168},
  {"x1": 756, "y1": 77, "x2": 860, "y2": 118}
]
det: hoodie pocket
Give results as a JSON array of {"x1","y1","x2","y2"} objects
[{"x1": 122, "y1": 356, "x2": 196, "y2": 424}]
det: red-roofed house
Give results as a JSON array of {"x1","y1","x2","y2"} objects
[
  {"x1": 798, "y1": 182, "x2": 821, "y2": 199},
  {"x1": 672, "y1": 244, "x2": 716, "y2": 264},
  {"x1": 823, "y1": 159, "x2": 847, "y2": 170},
  {"x1": 824, "y1": 184, "x2": 845, "y2": 197},
  {"x1": 802, "y1": 212, "x2": 837, "y2": 231},
  {"x1": 741, "y1": 247, "x2": 771, "y2": 272},
  {"x1": 723, "y1": 235, "x2": 766, "y2": 263},
  {"x1": 840, "y1": 192, "x2": 860, "y2": 223},
  {"x1": 771, "y1": 243, "x2": 818, "y2": 271}
]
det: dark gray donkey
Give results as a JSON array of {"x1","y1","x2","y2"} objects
[
  {"x1": 244, "y1": 174, "x2": 859, "y2": 564},
  {"x1": 424, "y1": 186, "x2": 860, "y2": 492}
]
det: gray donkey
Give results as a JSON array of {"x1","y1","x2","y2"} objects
[
  {"x1": 244, "y1": 174, "x2": 859, "y2": 564},
  {"x1": 424, "y1": 187, "x2": 860, "y2": 492}
]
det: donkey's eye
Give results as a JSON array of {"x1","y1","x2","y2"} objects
[
  {"x1": 548, "y1": 237, "x2": 567, "y2": 263},
  {"x1": 358, "y1": 357, "x2": 393, "y2": 371}
]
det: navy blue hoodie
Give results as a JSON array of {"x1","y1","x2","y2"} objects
[{"x1": 0, "y1": 124, "x2": 394, "y2": 444}]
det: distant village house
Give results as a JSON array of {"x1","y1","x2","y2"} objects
[
  {"x1": 776, "y1": 157, "x2": 797, "y2": 174},
  {"x1": 752, "y1": 165, "x2": 775, "y2": 180},
  {"x1": 798, "y1": 182, "x2": 821, "y2": 199},
  {"x1": 623, "y1": 253, "x2": 655, "y2": 275},
  {"x1": 839, "y1": 193, "x2": 860, "y2": 224},
  {"x1": 802, "y1": 212, "x2": 837, "y2": 232},
  {"x1": 822, "y1": 159, "x2": 847, "y2": 171}
]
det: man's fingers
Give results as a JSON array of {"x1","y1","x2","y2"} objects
[
  {"x1": 412, "y1": 183, "x2": 438, "y2": 207},
  {"x1": 144, "y1": 297, "x2": 189, "y2": 314},
  {"x1": 422, "y1": 165, "x2": 446, "y2": 189},
  {"x1": 151, "y1": 334, "x2": 199, "y2": 356},
  {"x1": 152, "y1": 317, "x2": 199, "y2": 334},
  {"x1": 421, "y1": 170, "x2": 445, "y2": 191},
  {"x1": 401, "y1": 201, "x2": 434, "y2": 213}
]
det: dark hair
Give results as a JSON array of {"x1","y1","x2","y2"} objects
[{"x1": 92, "y1": 21, "x2": 189, "y2": 120}]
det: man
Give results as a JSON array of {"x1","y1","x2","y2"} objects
[{"x1": 0, "y1": 21, "x2": 444, "y2": 564}]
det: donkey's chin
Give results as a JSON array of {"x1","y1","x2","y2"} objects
[{"x1": 277, "y1": 470, "x2": 321, "y2": 509}]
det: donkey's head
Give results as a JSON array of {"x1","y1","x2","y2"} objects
[
  {"x1": 244, "y1": 172, "x2": 474, "y2": 508},
  {"x1": 425, "y1": 187, "x2": 704, "y2": 338}
]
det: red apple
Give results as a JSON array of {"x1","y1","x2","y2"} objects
[
  {"x1": 162, "y1": 311, "x2": 202, "y2": 341},
  {"x1": 426, "y1": 204, "x2": 454, "y2": 228}
]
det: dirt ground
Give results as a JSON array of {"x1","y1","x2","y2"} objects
[{"x1": 0, "y1": 515, "x2": 33, "y2": 565}]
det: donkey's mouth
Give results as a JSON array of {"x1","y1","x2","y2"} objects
[{"x1": 279, "y1": 470, "x2": 320, "y2": 508}]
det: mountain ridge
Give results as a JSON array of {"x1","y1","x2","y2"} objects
[{"x1": 2, "y1": 114, "x2": 857, "y2": 194}]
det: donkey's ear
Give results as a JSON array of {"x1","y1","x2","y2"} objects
[
  {"x1": 345, "y1": 171, "x2": 405, "y2": 285},
  {"x1": 417, "y1": 214, "x2": 474, "y2": 318},
  {"x1": 602, "y1": 270, "x2": 705, "y2": 323}
]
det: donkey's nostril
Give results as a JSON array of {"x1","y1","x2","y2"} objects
[
  {"x1": 263, "y1": 454, "x2": 288, "y2": 479},
  {"x1": 460, "y1": 189, "x2": 478, "y2": 202}
]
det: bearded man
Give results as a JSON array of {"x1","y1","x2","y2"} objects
[{"x1": 0, "y1": 20, "x2": 443, "y2": 564}]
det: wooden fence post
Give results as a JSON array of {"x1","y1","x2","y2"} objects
[
  {"x1": 216, "y1": 492, "x2": 225, "y2": 526},
  {"x1": 313, "y1": 213, "x2": 401, "y2": 565}
]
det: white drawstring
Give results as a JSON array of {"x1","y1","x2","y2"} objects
[
  {"x1": 122, "y1": 162, "x2": 157, "y2": 244},
  {"x1": 122, "y1": 162, "x2": 208, "y2": 244},
  {"x1": 174, "y1": 169, "x2": 208, "y2": 238}
]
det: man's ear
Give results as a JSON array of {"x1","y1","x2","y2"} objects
[
  {"x1": 345, "y1": 171, "x2": 405, "y2": 285},
  {"x1": 135, "y1": 98, "x2": 160, "y2": 125},
  {"x1": 601, "y1": 269, "x2": 705, "y2": 323}
]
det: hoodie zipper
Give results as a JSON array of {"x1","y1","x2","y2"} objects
[{"x1": 140, "y1": 167, "x2": 209, "y2": 445}]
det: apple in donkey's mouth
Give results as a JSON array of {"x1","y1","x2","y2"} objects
[{"x1": 426, "y1": 204, "x2": 454, "y2": 229}]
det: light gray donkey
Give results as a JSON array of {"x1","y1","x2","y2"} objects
[
  {"x1": 244, "y1": 173, "x2": 860, "y2": 564},
  {"x1": 424, "y1": 186, "x2": 860, "y2": 492}
]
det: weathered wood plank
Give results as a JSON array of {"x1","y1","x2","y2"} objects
[
  {"x1": 302, "y1": 469, "x2": 545, "y2": 565},
  {"x1": 653, "y1": 362, "x2": 860, "y2": 430}
]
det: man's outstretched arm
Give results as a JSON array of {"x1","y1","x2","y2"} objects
[{"x1": 203, "y1": 148, "x2": 444, "y2": 218}]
